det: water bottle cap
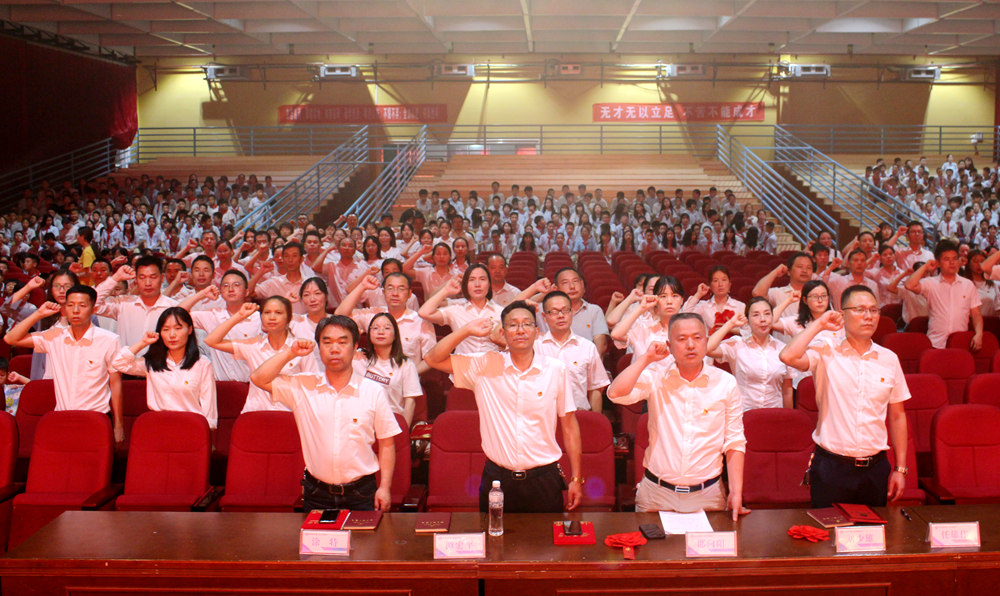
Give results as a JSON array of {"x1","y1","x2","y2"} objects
[{"x1": 492, "y1": 480, "x2": 501, "y2": 488}]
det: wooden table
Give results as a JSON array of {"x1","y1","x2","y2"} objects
[{"x1": 2, "y1": 506, "x2": 998, "y2": 595}]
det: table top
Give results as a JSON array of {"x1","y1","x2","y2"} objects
[{"x1": 3, "y1": 506, "x2": 998, "y2": 571}]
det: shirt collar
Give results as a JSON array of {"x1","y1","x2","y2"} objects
[
  {"x1": 835, "y1": 338, "x2": 879, "y2": 360},
  {"x1": 665, "y1": 362, "x2": 711, "y2": 389},
  {"x1": 539, "y1": 331, "x2": 580, "y2": 347},
  {"x1": 502, "y1": 350, "x2": 543, "y2": 375},
  {"x1": 315, "y1": 370, "x2": 362, "y2": 396}
]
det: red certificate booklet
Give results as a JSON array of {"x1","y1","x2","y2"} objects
[{"x1": 835, "y1": 503, "x2": 887, "y2": 524}]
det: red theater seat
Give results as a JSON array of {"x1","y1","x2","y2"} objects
[
  {"x1": 219, "y1": 412, "x2": 303, "y2": 512},
  {"x1": 964, "y1": 373, "x2": 1000, "y2": 408},
  {"x1": 919, "y1": 349, "x2": 975, "y2": 405},
  {"x1": 794, "y1": 376, "x2": 819, "y2": 424},
  {"x1": 445, "y1": 387, "x2": 477, "y2": 411},
  {"x1": 882, "y1": 333, "x2": 932, "y2": 374},
  {"x1": 556, "y1": 410, "x2": 615, "y2": 511},
  {"x1": 374, "y1": 413, "x2": 412, "y2": 511},
  {"x1": 211, "y1": 381, "x2": 249, "y2": 484},
  {"x1": 115, "y1": 411, "x2": 213, "y2": 512},
  {"x1": 925, "y1": 405, "x2": 1000, "y2": 503},
  {"x1": 742, "y1": 408, "x2": 813, "y2": 508},
  {"x1": 13, "y1": 380, "x2": 55, "y2": 480},
  {"x1": 902, "y1": 374, "x2": 949, "y2": 472},
  {"x1": 426, "y1": 410, "x2": 484, "y2": 512},
  {"x1": 0, "y1": 412, "x2": 18, "y2": 551},
  {"x1": 9, "y1": 411, "x2": 116, "y2": 549},
  {"x1": 946, "y1": 331, "x2": 1000, "y2": 374}
]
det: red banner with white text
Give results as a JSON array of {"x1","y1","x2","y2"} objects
[
  {"x1": 278, "y1": 104, "x2": 447, "y2": 124},
  {"x1": 592, "y1": 102, "x2": 765, "y2": 123}
]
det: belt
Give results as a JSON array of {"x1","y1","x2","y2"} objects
[
  {"x1": 815, "y1": 445, "x2": 887, "y2": 469},
  {"x1": 644, "y1": 470, "x2": 721, "y2": 494},
  {"x1": 485, "y1": 459, "x2": 560, "y2": 481},
  {"x1": 303, "y1": 469, "x2": 374, "y2": 495}
]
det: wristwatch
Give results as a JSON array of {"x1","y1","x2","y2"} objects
[
  {"x1": 893, "y1": 466, "x2": 909, "y2": 476},
  {"x1": 570, "y1": 476, "x2": 586, "y2": 485}
]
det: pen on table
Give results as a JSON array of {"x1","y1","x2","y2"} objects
[{"x1": 900, "y1": 508, "x2": 912, "y2": 521}]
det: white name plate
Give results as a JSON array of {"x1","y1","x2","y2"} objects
[
  {"x1": 300, "y1": 529, "x2": 351, "y2": 556},
  {"x1": 928, "y1": 522, "x2": 980, "y2": 548},
  {"x1": 685, "y1": 531, "x2": 738, "y2": 557},
  {"x1": 835, "y1": 525, "x2": 885, "y2": 553},
  {"x1": 434, "y1": 532, "x2": 486, "y2": 559}
]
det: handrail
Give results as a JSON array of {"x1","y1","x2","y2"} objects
[
  {"x1": 345, "y1": 126, "x2": 428, "y2": 225},
  {"x1": 234, "y1": 126, "x2": 370, "y2": 231},
  {"x1": 778, "y1": 124, "x2": 1000, "y2": 156},
  {"x1": 716, "y1": 126, "x2": 839, "y2": 246},
  {"x1": 0, "y1": 138, "x2": 118, "y2": 209},
  {"x1": 121, "y1": 126, "x2": 369, "y2": 163},
  {"x1": 773, "y1": 127, "x2": 932, "y2": 233}
]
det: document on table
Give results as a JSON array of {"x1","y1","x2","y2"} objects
[{"x1": 658, "y1": 511, "x2": 714, "y2": 534}]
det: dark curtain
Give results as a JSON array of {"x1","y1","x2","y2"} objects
[{"x1": 0, "y1": 36, "x2": 137, "y2": 172}]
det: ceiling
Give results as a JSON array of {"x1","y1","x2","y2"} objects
[{"x1": 3, "y1": 0, "x2": 1000, "y2": 59}]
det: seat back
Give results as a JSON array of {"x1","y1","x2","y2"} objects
[
  {"x1": 0, "y1": 412, "x2": 17, "y2": 488},
  {"x1": 919, "y1": 349, "x2": 976, "y2": 404},
  {"x1": 8, "y1": 355, "x2": 31, "y2": 379},
  {"x1": 946, "y1": 331, "x2": 1000, "y2": 374},
  {"x1": 26, "y1": 411, "x2": 113, "y2": 495},
  {"x1": 14, "y1": 380, "x2": 55, "y2": 460},
  {"x1": 445, "y1": 387, "x2": 477, "y2": 411},
  {"x1": 213, "y1": 381, "x2": 249, "y2": 457},
  {"x1": 426, "y1": 410, "x2": 484, "y2": 511},
  {"x1": 872, "y1": 316, "x2": 896, "y2": 345},
  {"x1": 633, "y1": 412, "x2": 649, "y2": 486},
  {"x1": 120, "y1": 379, "x2": 149, "y2": 449},
  {"x1": 904, "y1": 316, "x2": 929, "y2": 334},
  {"x1": 221, "y1": 411, "x2": 303, "y2": 511},
  {"x1": 886, "y1": 418, "x2": 925, "y2": 505},
  {"x1": 931, "y1": 404, "x2": 1000, "y2": 500},
  {"x1": 373, "y1": 413, "x2": 411, "y2": 509},
  {"x1": 965, "y1": 373, "x2": 1000, "y2": 407},
  {"x1": 794, "y1": 376, "x2": 819, "y2": 423},
  {"x1": 903, "y1": 374, "x2": 949, "y2": 456},
  {"x1": 122, "y1": 411, "x2": 211, "y2": 500},
  {"x1": 556, "y1": 410, "x2": 615, "y2": 510},
  {"x1": 882, "y1": 333, "x2": 932, "y2": 374},
  {"x1": 742, "y1": 408, "x2": 813, "y2": 506}
]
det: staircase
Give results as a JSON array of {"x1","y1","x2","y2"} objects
[
  {"x1": 117, "y1": 156, "x2": 324, "y2": 190},
  {"x1": 775, "y1": 165, "x2": 861, "y2": 242}
]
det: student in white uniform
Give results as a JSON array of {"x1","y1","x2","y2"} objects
[
  {"x1": 418, "y1": 264, "x2": 504, "y2": 354},
  {"x1": 353, "y1": 313, "x2": 422, "y2": 427},
  {"x1": 204, "y1": 297, "x2": 319, "y2": 413},
  {"x1": 113, "y1": 306, "x2": 217, "y2": 429}
]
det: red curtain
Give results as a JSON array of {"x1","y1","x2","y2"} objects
[{"x1": 0, "y1": 37, "x2": 137, "y2": 172}]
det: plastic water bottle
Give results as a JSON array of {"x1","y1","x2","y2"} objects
[{"x1": 488, "y1": 480, "x2": 504, "y2": 536}]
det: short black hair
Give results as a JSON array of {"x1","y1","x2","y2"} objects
[
  {"x1": 668, "y1": 312, "x2": 707, "y2": 333},
  {"x1": 541, "y1": 290, "x2": 571, "y2": 310},
  {"x1": 65, "y1": 284, "x2": 96, "y2": 304},
  {"x1": 134, "y1": 255, "x2": 164, "y2": 274},
  {"x1": 315, "y1": 315, "x2": 359, "y2": 346},
  {"x1": 192, "y1": 254, "x2": 215, "y2": 271},
  {"x1": 841, "y1": 284, "x2": 877, "y2": 309},
  {"x1": 934, "y1": 239, "x2": 959, "y2": 260},
  {"x1": 221, "y1": 269, "x2": 248, "y2": 286},
  {"x1": 501, "y1": 300, "x2": 536, "y2": 325}
]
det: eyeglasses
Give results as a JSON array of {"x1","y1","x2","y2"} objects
[
  {"x1": 843, "y1": 306, "x2": 880, "y2": 316},
  {"x1": 805, "y1": 294, "x2": 829, "y2": 302},
  {"x1": 504, "y1": 321, "x2": 537, "y2": 331},
  {"x1": 544, "y1": 307, "x2": 572, "y2": 317}
]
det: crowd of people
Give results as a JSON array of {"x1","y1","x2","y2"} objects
[{"x1": 4, "y1": 161, "x2": 990, "y2": 518}]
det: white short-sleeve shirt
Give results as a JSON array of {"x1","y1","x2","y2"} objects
[
  {"x1": 232, "y1": 334, "x2": 320, "y2": 413},
  {"x1": 352, "y1": 357, "x2": 422, "y2": 416},
  {"x1": 438, "y1": 300, "x2": 504, "y2": 354},
  {"x1": 718, "y1": 335, "x2": 792, "y2": 411},
  {"x1": 113, "y1": 349, "x2": 218, "y2": 428},
  {"x1": 534, "y1": 332, "x2": 610, "y2": 411},
  {"x1": 32, "y1": 324, "x2": 120, "y2": 413}
]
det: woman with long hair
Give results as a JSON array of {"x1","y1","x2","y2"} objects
[
  {"x1": 451, "y1": 237, "x2": 471, "y2": 275},
  {"x1": 361, "y1": 235, "x2": 383, "y2": 268},
  {"x1": 683, "y1": 265, "x2": 745, "y2": 336},
  {"x1": 771, "y1": 280, "x2": 838, "y2": 341},
  {"x1": 403, "y1": 241, "x2": 454, "y2": 298},
  {"x1": 962, "y1": 249, "x2": 999, "y2": 316},
  {"x1": 290, "y1": 276, "x2": 331, "y2": 345},
  {"x1": 619, "y1": 227, "x2": 638, "y2": 253},
  {"x1": 610, "y1": 275, "x2": 684, "y2": 354},
  {"x1": 114, "y1": 306, "x2": 217, "y2": 427},
  {"x1": 205, "y1": 296, "x2": 318, "y2": 413},
  {"x1": 354, "y1": 313, "x2": 422, "y2": 426},
  {"x1": 419, "y1": 263, "x2": 504, "y2": 354}
]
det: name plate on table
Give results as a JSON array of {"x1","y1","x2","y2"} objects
[
  {"x1": 685, "y1": 532, "x2": 737, "y2": 557},
  {"x1": 928, "y1": 522, "x2": 980, "y2": 548},
  {"x1": 300, "y1": 530, "x2": 350, "y2": 556},
  {"x1": 835, "y1": 525, "x2": 885, "y2": 553},
  {"x1": 434, "y1": 533, "x2": 486, "y2": 559}
]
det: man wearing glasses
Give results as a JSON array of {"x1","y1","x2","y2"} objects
[
  {"x1": 423, "y1": 300, "x2": 584, "y2": 513},
  {"x1": 535, "y1": 291, "x2": 610, "y2": 412},
  {"x1": 780, "y1": 285, "x2": 910, "y2": 507}
]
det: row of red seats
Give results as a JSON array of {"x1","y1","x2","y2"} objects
[{"x1": 0, "y1": 407, "x2": 412, "y2": 551}]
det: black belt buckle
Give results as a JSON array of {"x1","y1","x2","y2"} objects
[
  {"x1": 673, "y1": 484, "x2": 691, "y2": 494},
  {"x1": 512, "y1": 470, "x2": 527, "y2": 480},
  {"x1": 327, "y1": 483, "x2": 346, "y2": 495},
  {"x1": 854, "y1": 456, "x2": 873, "y2": 468}
]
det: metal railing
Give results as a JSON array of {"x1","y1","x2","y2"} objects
[
  {"x1": 773, "y1": 127, "x2": 932, "y2": 234},
  {"x1": 121, "y1": 126, "x2": 369, "y2": 164},
  {"x1": 344, "y1": 127, "x2": 428, "y2": 225},
  {"x1": 780, "y1": 124, "x2": 1000, "y2": 157},
  {"x1": 234, "y1": 126, "x2": 370, "y2": 231},
  {"x1": 0, "y1": 138, "x2": 118, "y2": 208},
  {"x1": 716, "y1": 126, "x2": 839, "y2": 246}
]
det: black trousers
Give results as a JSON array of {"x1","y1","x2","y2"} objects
[
  {"x1": 809, "y1": 446, "x2": 890, "y2": 508},
  {"x1": 478, "y1": 459, "x2": 566, "y2": 513},
  {"x1": 301, "y1": 470, "x2": 377, "y2": 512}
]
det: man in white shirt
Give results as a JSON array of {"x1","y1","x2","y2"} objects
[
  {"x1": 485, "y1": 254, "x2": 522, "y2": 307},
  {"x1": 823, "y1": 249, "x2": 880, "y2": 310},
  {"x1": 753, "y1": 252, "x2": 815, "y2": 308},
  {"x1": 4, "y1": 285, "x2": 124, "y2": 442},
  {"x1": 608, "y1": 313, "x2": 747, "y2": 518},
  {"x1": 251, "y1": 315, "x2": 400, "y2": 512},
  {"x1": 780, "y1": 286, "x2": 910, "y2": 507},
  {"x1": 904, "y1": 240, "x2": 983, "y2": 349},
  {"x1": 253, "y1": 241, "x2": 309, "y2": 314},
  {"x1": 548, "y1": 267, "x2": 611, "y2": 357},
  {"x1": 423, "y1": 301, "x2": 583, "y2": 513},
  {"x1": 896, "y1": 221, "x2": 934, "y2": 271},
  {"x1": 96, "y1": 256, "x2": 179, "y2": 351},
  {"x1": 535, "y1": 291, "x2": 609, "y2": 412}
]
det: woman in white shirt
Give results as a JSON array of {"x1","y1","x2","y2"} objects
[
  {"x1": 354, "y1": 312, "x2": 422, "y2": 426},
  {"x1": 113, "y1": 306, "x2": 217, "y2": 428},
  {"x1": 707, "y1": 297, "x2": 793, "y2": 411},
  {"x1": 963, "y1": 250, "x2": 999, "y2": 317},
  {"x1": 418, "y1": 264, "x2": 504, "y2": 354},
  {"x1": 610, "y1": 276, "x2": 683, "y2": 355}
]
